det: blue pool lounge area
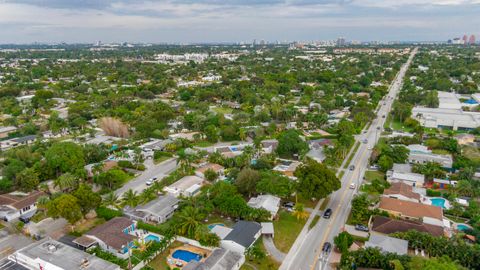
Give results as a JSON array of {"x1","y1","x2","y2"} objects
[
  {"x1": 172, "y1": 249, "x2": 202, "y2": 262},
  {"x1": 144, "y1": 234, "x2": 160, "y2": 242},
  {"x1": 168, "y1": 244, "x2": 211, "y2": 268},
  {"x1": 428, "y1": 197, "x2": 451, "y2": 209}
]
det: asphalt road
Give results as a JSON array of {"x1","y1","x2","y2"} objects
[
  {"x1": 114, "y1": 158, "x2": 177, "y2": 197},
  {"x1": 280, "y1": 47, "x2": 418, "y2": 270}
]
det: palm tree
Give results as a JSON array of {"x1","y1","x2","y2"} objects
[
  {"x1": 54, "y1": 173, "x2": 78, "y2": 192},
  {"x1": 122, "y1": 189, "x2": 139, "y2": 208},
  {"x1": 176, "y1": 150, "x2": 194, "y2": 174},
  {"x1": 103, "y1": 192, "x2": 119, "y2": 208},
  {"x1": 133, "y1": 238, "x2": 152, "y2": 253},
  {"x1": 36, "y1": 196, "x2": 50, "y2": 212},
  {"x1": 176, "y1": 206, "x2": 205, "y2": 238},
  {"x1": 292, "y1": 203, "x2": 309, "y2": 220},
  {"x1": 139, "y1": 188, "x2": 156, "y2": 204}
]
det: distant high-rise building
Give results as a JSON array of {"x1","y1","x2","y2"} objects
[
  {"x1": 462, "y1": 34, "x2": 468, "y2": 44},
  {"x1": 336, "y1": 37, "x2": 346, "y2": 46},
  {"x1": 469, "y1": 35, "x2": 476, "y2": 45}
]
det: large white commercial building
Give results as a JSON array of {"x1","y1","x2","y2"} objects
[{"x1": 411, "y1": 107, "x2": 480, "y2": 130}]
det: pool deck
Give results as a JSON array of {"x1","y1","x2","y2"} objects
[{"x1": 167, "y1": 244, "x2": 211, "y2": 269}]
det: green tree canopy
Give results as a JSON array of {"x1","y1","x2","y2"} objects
[{"x1": 294, "y1": 159, "x2": 340, "y2": 199}]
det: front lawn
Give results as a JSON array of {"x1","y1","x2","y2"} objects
[
  {"x1": 273, "y1": 211, "x2": 308, "y2": 253},
  {"x1": 364, "y1": 170, "x2": 385, "y2": 182},
  {"x1": 193, "y1": 141, "x2": 214, "y2": 147},
  {"x1": 241, "y1": 238, "x2": 280, "y2": 270}
]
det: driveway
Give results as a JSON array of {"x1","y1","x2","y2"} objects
[
  {"x1": 263, "y1": 236, "x2": 286, "y2": 262},
  {"x1": 0, "y1": 234, "x2": 34, "y2": 260},
  {"x1": 115, "y1": 158, "x2": 177, "y2": 197},
  {"x1": 26, "y1": 217, "x2": 68, "y2": 239}
]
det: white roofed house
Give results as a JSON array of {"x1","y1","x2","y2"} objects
[
  {"x1": 247, "y1": 194, "x2": 281, "y2": 220},
  {"x1": 0, "y1": 191, "x2": 45, "y2": 222},
  {"x1": 387, "y1": 171, "x2": 425, "y2": 187},
  {"x1": 163, "y1": 175, "x2": 204, "y2": 197},
  {"x1": 124, "y1": 195, "x2": 179, "y2": 224}
]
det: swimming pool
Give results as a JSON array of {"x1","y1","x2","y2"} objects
[
  {"x1": 207, "y1": 223, "x2": 225, "y2": 230},
  {"x1": 430, "y1": 198, "x2": 446, "y2": 208},
  {"x1": 464, "y1": 99, "x2": 478, "y2": 104},
  {"x1": 457, "y1": 224, "x2": 471, "y2": 231},
  {"x1": 172, "y1": 249, "x2": 202, "y2": 262},
  {"x1": 145, "y1": 234, "x2": 160, "y2": 242}
]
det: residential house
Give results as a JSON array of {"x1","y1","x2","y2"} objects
[
  {"x1": 163, "y1": 175, "x2": 204, "y2": 197},
  {"x1": 247, "y1": 195, "x2": 281, "y2": 220},
  {"x1": 74, "y1": 217, "x2": 136, "y2": 258},
  {"x1": 182, "y1": 248, "x2": 244, "y2": 270},
  {"x1": 0, "y1": 126, "x2": 17, "y2": 139},
  {"x1": 387, "y1": 171, "x2": 425, "y2": 187},
  {"x1": 260, "y1": 139, "x2": 279, "y2": 154},
  {"x1": 195, "y1": 163, "x2": 225, "y2": 180},
  {"x1": 408, "y1": 152, "x2": 453, "y2": 170},
  {"x1": 214, "y1": 144, "x2": 253, "y2": 158},
  {"x1": 378, "y1": 197, "x2": 444, "y2": 227},
  {"x1": 124, "y1": 195, "x2": 179, "y2": 224},
  {"x1": 0, "y1": 191, "x2": 44, "y2": 222},
  {"x1": 273, "y1": 159, "x2": 301, "y2": 178},
  {"x1": 370, "y1": 216, "x2": 444, "y2": 237},
  {"x1": 365, "y1": 234, "x2": 408, "y2": 255},
  {"x1": 139, "y1": 139, "x2": 173, "y2": 158},
  {"x1": 0, "y1": 135, "x2": 37, "y2": 150},
  {"x1": 168, "y1": 132, "x2": 199, "y2": 141},
  {"x1": 221, "y1": 221, "x2": 262, "y2": 254},
  {"x1": 383, "y1": 182, "x2": 421, "y2": 203},
  {"x1": 10, "y1": 239, "x2": 120, "y2": 270},
  {"x1": 433, "y1": 178, "x2": 457, "y2": 189}
]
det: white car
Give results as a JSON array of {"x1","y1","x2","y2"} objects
[
  {"x1": 349, "y1": 183, "x2": 356, "y2": 189},
  {"x1": 146, "y1": 179, "x2": 154, "y2": 186}
]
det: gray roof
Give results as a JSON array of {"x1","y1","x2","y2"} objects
[
  {"x1": 182, "y1": 248, "x2": 243, "y2": 270},
  {"x1": 224, "y1": 221, "x2": 261, "y2": 248},
  {"x1": 133, "y1": 195, "x2": 179, "y2": 218},
  {"x1": 14, "y1": 239, "x2": 120, "y2": 270},
  {"x1": 11, "y1": 135, "x2": 36, "y2": 144},
  {"x1": 365, "y1": 234, "x2": 408, "y2": 255}
]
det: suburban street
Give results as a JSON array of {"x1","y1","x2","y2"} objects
[
  {"x1": 280, "y1": 47, "x2": 418, "y2": 270},
  {"x1": 114, "y1": 158, "x2": 177, "y2": 197}
]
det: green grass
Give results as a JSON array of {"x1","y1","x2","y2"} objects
[
  {"x1": 241, "y1": 238, "x2": 280, "y2": 270},
  {"x1": 462, "y1": 145, "x2": 480, "y2": 164},
  {"x1": 319, "y1": 197, "x2": 330, "y2": 211},
  {"x1": 148, "y1": 241, "x2": 183, "y2": 270},
  {"x1": 391, "y1": 119, "x2": 413, "y2": 132},
  {"x1": 154, "y1": 156, "x2": 171, "y2": 164},
  {"x1": 309, "y1": 215, "x2": 320, "y2": 230},
  {"x1": 212, "y1": 107, "x2": 233, "y2": 115},
  {"x1": 432, "y1": 149, "x2": 451, "y2": 155},
  {"x1": 338, "y1": 170, "x2": 345, "y2": 180},
  {"x1": 343, "y1": 142, "x2": 360, "y2": 169},
  {"x1": 202, "y1": 213, "x2": 236, "y2": 228},
  {"x1": 193, "y1": 140, "x2": 214, "y2": 147},
  {"x1": 31, "y1": 211, "x2": 48, "y2": 223},
  {"x1": 364, "y1": 170, "x2": 385, "y2": 182},
  {"x1": 273, "y1": 211, "x2": 308, "y2": 253}
]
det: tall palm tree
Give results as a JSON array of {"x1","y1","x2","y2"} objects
[
  {"x1": 139, "y1": 188, "x2": 156, "y2": 204},
  {"x1": 103, "y1": 192, "x2": 119, "y2": 208},
  {"x1": 176, "y1": 206, "x2": 205, "y2": 238},
  {"x1": 176, "y1": 150, "x2": 194, "y2": 173},
  {"x1": 54, "y1": 173, "x2": 78, "y2": 192},
  {"x1": 36, "y1": 196, "x2": 50, "y2": 212},
  {"x1": 292, "y1": 203, "x2": 309, "y2": 220},
  {"x1": 122, "y1": 189, "x2": 139, "y2": 208},
  {"x1": 133, "y1": 238, "x2": 152, "y2": 253}
]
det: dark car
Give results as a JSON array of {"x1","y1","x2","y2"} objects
[
  {"x1": 323, "y1": 208, "x2": 332, "y2": 219},
  {"x1": 322, "y1": 242, "x2": 332, "y2": 253},
  {"x1": 355, "y1": 224, "x2": 369, "y2": 232},
  {"x1": 349, "y1": 165, "x2": 355, "y2": 171},
  {"x1": 283, "y1": 202, "x2": 295, "y2": 208}
]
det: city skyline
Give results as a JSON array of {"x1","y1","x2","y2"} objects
[{"x1": 0, "y1": 0, "x2": 479, "y2": 43}]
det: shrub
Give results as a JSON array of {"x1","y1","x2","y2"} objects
[
  {"x1": 426, "y1": 189, "x2": 441, "y2": 197},
  {"x1": 154, "y1": 151, "x2": 173, "y2": 160},
  {"x1": 96, "y1": 207, "x2": 123, "y2": 221}
]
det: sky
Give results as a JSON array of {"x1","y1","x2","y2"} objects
[{"x1": 0, "y1": 0, "x2": 479, "y2": 43}]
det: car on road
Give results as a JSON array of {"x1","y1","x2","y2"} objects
[
  {"x1": 362, "y1": 139, "x2": 368, "y2": 144},
  {"x1": 382, "y1": 115, "x2": 386, "y2": 118},
  {"x1": 349, "y1": 165, "x2": 355, "y2": 171},
  {"x1": 355, "y1": 224, "x2": 369, "y2": 232},
  {"x1": 349, "y1": 183, "x2": 356, "y2": 189},
  {"x1": 323, "y1": 208, "x2": 332, "y2": 219},
  {"x1": 146, "y1": 177, "x2": 157, "y2": 186},
  {"x1": 322, "y1": 242, "x2": 332, "y2": 253}
]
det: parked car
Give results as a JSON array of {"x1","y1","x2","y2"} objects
[
  {"x1": 362, "y1": 139, "x2": 368, "y2": 144},
  {"x1": 323, "y1": 208, "x2": 332, "y2": 219},
  {"x1": 283, "y1": 201, "x2": 295, "y2": 208},
  {"x1": 146, "y1": 178, "x2": 154, "y2": 186},
  {"x1": 322, "y1": 242, "x2": 332, "y2": 253},
  {"x1": 349, "y1": 165, "x2": 355, "y2": 171},
  {"x1": 349, "y1": 183, "x2": 356, "y2": 189},
  {"x1": 355, "y1": 224, "x2": 369, "y2": 232}
]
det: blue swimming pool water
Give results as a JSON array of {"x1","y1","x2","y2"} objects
[
  {"x1": 457, "y1": 224, "x2": 470, "y2": 231},
  {"x1": 172, "y1": 249, "x2": 202, "y2": 262},
  {"x1": 145, "y1": 234, "x2": 160, "y2": 242},
  {"x1": 430, "y1": 198, "x2": 446, "y2": 208},
  {"x1": 208, "y1": 223, "x2": 225, "y2": 230},
  {"x1": 464, "y1": 99, "x2": 478, "y2": 104}
]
